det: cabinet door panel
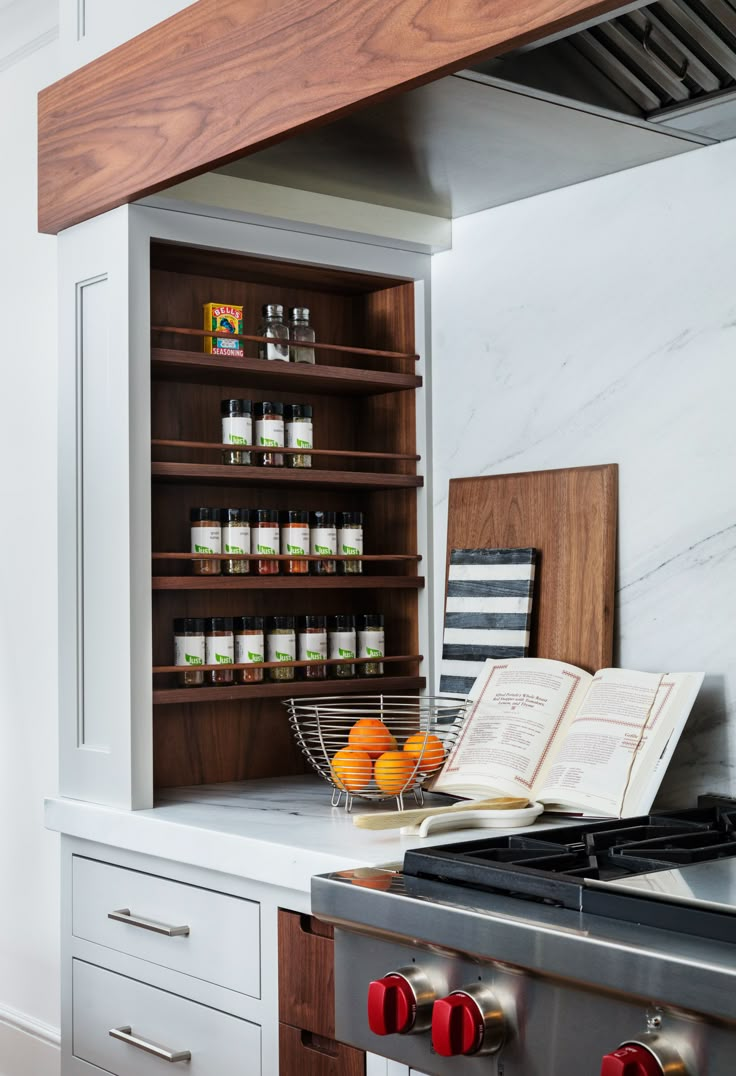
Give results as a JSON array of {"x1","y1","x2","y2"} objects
[{"x1": 278, "y1": 909, "x2": 334, "y2": 1037}]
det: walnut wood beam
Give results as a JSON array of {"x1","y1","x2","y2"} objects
[{"x1": 38, "y1": 0, "x2": 628, "y2": 234}]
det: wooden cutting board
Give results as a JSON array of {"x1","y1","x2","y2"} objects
[{"x1": 445, "y1": 464, "x2": 617, "y2": 674}]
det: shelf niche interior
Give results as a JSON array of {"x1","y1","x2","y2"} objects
[{"x1": 150, "y1": 241, "x2": 423, "y2": 791}]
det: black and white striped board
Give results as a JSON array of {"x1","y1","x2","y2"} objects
[{"x1": 439, "y1": 547, "x2": 536, "y2": 696}]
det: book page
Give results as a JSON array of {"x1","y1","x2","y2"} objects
[
  {"x1": 431, "y1": 658, "x2": 591, "y2": 800},
  {"x1": 537, "y1": 669, "x2": 666, "y2": 815}
]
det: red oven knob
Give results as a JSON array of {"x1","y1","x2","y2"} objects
[
  {"x1": 432, "y1": 986, "x2": 505, "y2": 1057},
  {"x1": 601, "y1": 1045, "x2": 663, "y2": 1076},
  {"x1": 367, "y1": 967, "x2": 434, "y2": 1036}
]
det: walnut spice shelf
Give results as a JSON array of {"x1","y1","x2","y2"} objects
[
  {"x1": 152, "y1": 575, "x2": 425, "y2": 590},
  {"x1": 151, "y1": 461, "x2": 423, "y2": 489},
  {"x1": 154, "y1": 654, "x2": 421, "y2": 675},
  {"x1": 152, "y1": 439, "x2": 420, "y2": 463},
  {"x1": 151, "y1": 348, "x2": 422, "y2": 395},
  {"x1": 153, "y1": 674, "x2": 426, "y2": 706},
  {"x1": 152, "y1": 326, "x2": 419, "y2": 362}
]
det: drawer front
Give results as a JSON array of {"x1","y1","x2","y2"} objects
[
  {"x1": 73, "y1": 855, "x2": 260, "y2": 997},
  {"x1": 73, "y1": 960, "x2": 260, "y2": 1076},
  {"x1": 279, "y1": 1023, "x2": 364, "y2": 1076},
  {"x1": 278, "y1": 910, "x2": 334, "y2": 1037}
]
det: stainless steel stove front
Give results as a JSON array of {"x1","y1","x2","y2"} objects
[{"x1": 334, "y1": 928, "x2": 735, "y2": 1076}]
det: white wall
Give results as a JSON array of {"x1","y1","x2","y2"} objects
[
  {"x1": 0, "y1": 9, "x2": 61, "y2": 1076},
  {"x1": 431, "y1": 138, "x2": 736, "y2": 807}
]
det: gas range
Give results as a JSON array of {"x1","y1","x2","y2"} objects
[{"x1": 312, "y1": 804, "x2": 736, "y2": 1076}]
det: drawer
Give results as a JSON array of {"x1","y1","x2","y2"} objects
[
  {"x1": 73, "y1": 855, "x2": 260, "y2": 997},
  {"x1": 278, "y1": 909, "x2": 334, "y2": 1037},
  {"x1": 73, "y1": 960, "x2": 260, "y2": 1076},
  {"x1": 279, "y1": 1023, "x2": 364, "y2": 1076}
]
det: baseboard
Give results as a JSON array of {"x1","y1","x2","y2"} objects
[{"x1": 0, "y1": 1003, "x2": 60, "y2": 1076}]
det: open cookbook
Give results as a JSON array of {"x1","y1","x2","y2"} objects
[{"x1": 432, "y1": 658, "x2": 704, "y2": 817}]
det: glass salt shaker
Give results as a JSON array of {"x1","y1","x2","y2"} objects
[
  {"x1": 258, "y1": 304, "x2": 289, "y2": 362},
  {"x1": 289, "y1": 307, "x2": 315, "y2": 364}
]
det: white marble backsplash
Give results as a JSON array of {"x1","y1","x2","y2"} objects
[{"x1": 431, "y1": 137, "x2": 736, "y2": 807}]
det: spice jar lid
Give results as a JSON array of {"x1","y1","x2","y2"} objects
[
  {"x1": 190, "y1": 506, "x2": 222, "y2": 522},
  {"x1": 310, "y1": 510, "x2": 336, "y2": 527},
  {"x1": 254, "y1": 401, "x2": 284, "y2": 417},
  {"x1": 280, "y1": 509, "x2": 309, "y2": 525},
  {"x1": 174, "y1": 617, "x2": 206, "y2": 633},
  {"x1": 268, "y1": 615, "x2": 296, "y2": 630},
  {"x1": 298, "y1": 615, "x2": 327, "y2": 631},
  {"x1": 262, "y1": 303, "x2": 284, "y2": 318},
  {"x1": 234, "y1": 616, "x2": 264, "y2": 631},
  {"x1": 329, "y1": 614, "x2": 356, "y2": 632},
  {"x1": 251, "y1": 508, "x2": 279, "y2": 524},
  {"x1": 285, "y1": 403, "x2": 313, "y2": 420},
  {"x1": 207, "y1": 617, "x2": 234, "y2": 632},
  {"x1": 221, "y1": 398, "x2": 252, "y2": 416},
  {"x1": 222, "y1": 507, "x2": 247, "y2": 524},
  {"x1": 357, "y1": 613, "x2": 384, "y2": 629},
  {"x1": 289, "y1": 307, "x2": 310, "y2": 321},
  {"x1": 339, "y1": 511, "x2": 363, "y2": 527}
]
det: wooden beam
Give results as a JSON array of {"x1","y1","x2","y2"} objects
[{"x1": 38, "y1": 0, "x2": 627, "y2": 234}]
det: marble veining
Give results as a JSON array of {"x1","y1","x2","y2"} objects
[{"x1": 430, "y1": 138, "x2": 736, "y2": 807}]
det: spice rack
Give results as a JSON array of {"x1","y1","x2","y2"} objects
[{"x1": 150, "y1": 241, "x2": 426, "y2": 790}]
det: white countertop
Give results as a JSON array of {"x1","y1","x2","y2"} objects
[{"x1": 47, "y1": 776, "x2": 538, "y2": 896}]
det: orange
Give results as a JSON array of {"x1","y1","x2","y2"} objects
[
  {"x1": 403, "y1": 732, "x2": 445, "y2": 774},
  {"x1": 348, "y1": 718, "x2": 395, "y2": 760},
  {"x1": 331, "y1": 747, "x2": 372, "y2": 792},
  {"x1": 374, "y1": 750, "x2": 417, "y2": 795}
]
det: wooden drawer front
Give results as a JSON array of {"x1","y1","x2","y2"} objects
[
  {"x1": 73, "y1": 856, "x2": 260, "y2": 997},
  {"x1": 279, "y1": 1023, "x2": 364, "y2": 1076},
  {"x1": 73, "y1": 960, "x2": 261, "y2": 1076},
  {"x1": 278, "y1": 910, "x2": 334, "y2": 1037}
]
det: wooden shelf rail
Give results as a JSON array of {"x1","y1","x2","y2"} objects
[
  {"x1": 152, "y1": 439, "x2": 420, "y2": 463},
  {"x1": 152, "y1": 575, "x2": 424, "y2": 590},
  {"x1": 151, "y1": 461, "x2": 423, "y2": 489},
  {"x1": 153, "y1": 653, "x2": 422, "y2": 675},
  {"x1": 151, "y1": 325, "x2": 419, "y2": 361}
]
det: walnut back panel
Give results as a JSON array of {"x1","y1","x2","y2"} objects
[{"x1": 445, "y1": 465, "x2": 617, "y2": 673}]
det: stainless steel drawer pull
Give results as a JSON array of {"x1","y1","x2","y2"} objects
[
  {"x1": 109, "y1": 1025, "x2": 191, "y2": 1063},
  {"x1": 108, "y1": 908, "x2": 190, "y2": 937}
]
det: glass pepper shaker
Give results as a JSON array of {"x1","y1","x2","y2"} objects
[
  {"x1": 358, "y1": 613, "x2": 385, "y2": 677},
  {"x1": 222, "y1": 507, "x2": 251, "y2": 575},
  {"x1": 338, "y1": 511, "x2": 364, "y2": 574},
  {"x1": 280, "y1": 509, "x2": 310, "y2": 575},
  {"x1": 310, "y1": 510, "x2": 337, "y2": 575},
  {"x1": 267, "y1": 616, "x2": 296, "y2": 681},
  {"x1": 190, "y1": 507, "x2": 222, "y2": 576},
  {"x1": 221, "y1": 399, "x2": 252, "y2": 465},
  {"x1": 234, "y1": 616, "x2": 265, "y2": 684},
  {"x1": 258, "y1": 304, "x2": 289, "y2": 362},
  {"x1": 254, "y1": 401, "x2": 284, "y2": 467},
  {"x1": 329, "y1": 614, "x2": 356, "y2": 679},
  {"x1": 285, "y1": 403, "x2": 313, "y2": 468},
  {"x1": 252, "y1": 509, "x2": 280, "y2": 575},
  {"x1": 289, "y1": 306, "x2": 315, "y2": 364},
  {"x1": 206, "y1": 617, "x2": 234, "y2": 686},
  {"x1": 298, "y1": 615, "x2": 328, "y2": 680},
  {"x1": 173, "y1": 617, "x2": 206, "y2": 687}
]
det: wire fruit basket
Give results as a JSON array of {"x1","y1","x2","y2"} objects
[{"x1": 284, "y1": 694, "x2": 469, "y2": 811}]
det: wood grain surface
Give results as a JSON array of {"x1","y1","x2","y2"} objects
[
  {"x1": 38, "y1": 0, "x2": 628, "y2": 233},
  {"x1": 278, "y1": 910, "x2": 336, "y2": 1038},
  {"x1": 445, "y1": 465, "x2": 617, "y2": 674}
]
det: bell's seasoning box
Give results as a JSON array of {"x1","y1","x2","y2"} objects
[{"x1": 203, "y1": 303, "x2": 244, "y2": 357}]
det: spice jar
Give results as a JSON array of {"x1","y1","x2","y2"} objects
[
  {"x1": 235, "y1": 616, "x2": 265, "y2": 684},
  {"x1": 267, "y1": 616, "x2": 296, "y2": 681},
  {"x1": 190, "y1": 507, "x2": 222, "y2": 576},
  {"x1": 310, "y1": 510, "x2": 337, "y2": 575},
  {"x1": 173, "y1": 617, "x2": 206, "y2": 687},
  {"x1": 221, "y1": 399, "x2": 252, "y2": 465},
  {"x1": 289, "y1": 307, "x2": 315, "y2": 364},
  {"x1": 258, "y1": 304, "x2": 289, "y2": 362},
  {"x1": 285, "y1": 403, "x2": 313, "y2": 468},
  {"x1": 252, "y1": 509, "x2": 280, "y2": 575},
  {"x1": 222, "y1": 508, "x2": 251, "y2": 575},
  {"x1": 329, "y1": 614, "x2": 356, "y2": 679},
  {"x1": 358, "y1": 613, "x2": 385, "y2": 677},
  {"x1": 206, "y1": 617, "x2": 234, "y2": 686},
  {"x1": 254, "y1": 401, "x2": 284, "y2": 467},
  {"x1": 280, "y1": 509, "x2": 310, "y2": 574},
  {"x1": 338, "y1": 511, "x2": 364, "y2": 574},
  {"x1": 298, "y1": 615, "x2": 328, "y2": 680}
]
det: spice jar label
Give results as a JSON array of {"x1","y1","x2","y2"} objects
[
  {"x1": 191, "y1": 526, "x2": 222, "y2": 555},
  {"x1": 281, "y1": 526, "x2": 310, "y2": 557},
  {"x1": 330, "y1": 631, "x2": 356, "y2": 660},
  {"x1": 222, "y1": 416, "x2": 252, "y2": 445},
  {"x1": 267, "y1": 635, "x2": 296, "y2": 662},
  {"x1": 287, "y1": 420, "x2": 313, "y2": 450},
  {"x1": 299, "y1": 632, "x2": 327, "y2": 661},
  {"x1": 223, "y1": 525, "x2": 251, "y2": 555},
  {"x1": 236, "y1": 635, "x2": 264, "y2": 664},
  {"x1": 175, "y1": 637, "x2": 205, "y2": 666},
  {"x1": 256, "y1": 418, "x2": 284, "y2": 447},
  {"x1": 255, "y1": 525, "x2": 280, "y2": 556},
  {"x1": 338, "y1": 526, "x2": 363, "y2": 556},
  {"x1": 359, "y1": 629, "x2": 385, "y2": 658},
  {"x1": 206, "y1": 637, "x2": 234, "y2": 664},
  {"x1": 310, "y1": 527, "x2": 337, "y2": 555}
]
